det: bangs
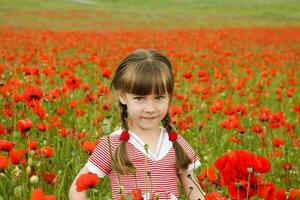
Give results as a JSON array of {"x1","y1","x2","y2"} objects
[{"x1": 120, "y1": 61, "x2": 173, "y2": 96}]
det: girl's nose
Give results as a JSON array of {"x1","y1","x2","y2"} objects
[{"x1": 144, "y1": 100, "x2": 156, "y2": 113}]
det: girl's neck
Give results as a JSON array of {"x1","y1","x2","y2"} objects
[{"x1": 128, "y1": 121, "x2": 161, "y2": 138}]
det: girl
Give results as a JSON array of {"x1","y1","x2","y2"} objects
[{"x1": 69, "y1": 49, "x2": 205, "y2": 200}]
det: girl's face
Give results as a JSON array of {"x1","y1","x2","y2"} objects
[{"x1": 119, "y1": 92, "x2": 170, "y2": 133}]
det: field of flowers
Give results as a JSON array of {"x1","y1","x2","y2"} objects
[{"x1": 0, "y1": 7, "x2": 300, "y2": 200}]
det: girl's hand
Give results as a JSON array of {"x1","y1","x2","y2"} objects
[
  {"x1": 69, "y1": 166, "x2": 91, "y2": 200},
  {"x1": 179, "y1": 169, "x2": 206, "y2": 200}
]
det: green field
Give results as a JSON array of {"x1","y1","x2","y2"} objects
[{"x1": 1, "y1": 0, "x2": 300, "y2": 30}]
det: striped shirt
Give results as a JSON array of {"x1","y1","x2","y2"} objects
[{"x1": 85, "y1": 128, "x2": 201, "y2": 200}]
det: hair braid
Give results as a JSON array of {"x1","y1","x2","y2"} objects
[
  {"x1": 162, "y1": 113, "x2": 173, "y2": 133},
  {"x1": 114, "y1": 102, "x2": 134, "y2": 174},
  {"x1": 162, "y1": 113, "x2": 192, "y2": 169},
  {"x1": 119, "y1": 102, "x2": 129, "y2": 131}
]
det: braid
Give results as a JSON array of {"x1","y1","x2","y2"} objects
[
  {"x1": 162, "y1": 113, "x2": 173, "y2": 133},
  {"x1": 114, "y1": 101, "x2": 134, "y2": 174},
  {"x1": 162, "y1": 113, "x2": 192, "y2": 169},
  {"x1": 119, "y1": 102, "x2": 129, "y2": 131}
]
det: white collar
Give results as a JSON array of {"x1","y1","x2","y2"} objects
[{"x1": 111, "y1": 128, "x2": 172, "y2": 161}]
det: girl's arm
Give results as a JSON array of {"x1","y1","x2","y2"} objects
[
  {"x1": 179, "y1": 169, "x2": 206, "y2": 200},
  {"x1": 69, "y1": 166, "x2": 90, "y2": 200}
]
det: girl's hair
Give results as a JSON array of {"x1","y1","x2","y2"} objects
[{"x1": 111, "y1": 49, "x2": 191, "y2": 174}]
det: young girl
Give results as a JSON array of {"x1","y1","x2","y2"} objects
[{"x1": 69, "y1": 49, "x2": 205, "y2": 200}]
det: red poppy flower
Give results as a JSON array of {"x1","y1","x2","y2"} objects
[
  {"x1": 0, "y1": 139, "x2": 15, "y2": 151},
  {"x1": 22, "y1": 65, "x2": 39, "y2": 76},
  {"x1": 37, "y1": 146, "x2": 53, "y2": 158},
  {"x1": 257, "y1": 181, "x2": 276, "y2": 200},
  {"x1": 254, "y1": 155, "x2": 271, "y2": 173},
  {"x1": 23, "y1": 85, "x2": 43, "y2": 106},
  {"x1": 233, "y1": 104, "x2": 247, "y2": 116},
  {"x1": 119, "y1": 130, "x2": 130, "y2": 142},
  {"x1": 281, "y1": 162, "x2": 294, "y2": 170},
  {"x1": 31, "y1": 188, "x2": 56, "y2": 200},
  {"x1": 183, "y1": 71, "x2": 193, "y2": 80},
  {"x1": 132, "y1": 188, "x2": 143, "y2": 200},
  {"x1": 277, "y1": 188, "x2": 300, "y2": 200},
  {"x1": 12, "y1": 93, "x2": 22, "y2": 102},
  {"x1": 169, "y1": 105, "x2": 181, "y2": 117},
  {"x1": 98, "y1": 85, "x2": 109, "y2": 95},
  {"x1": 168, "y1": 131, "x2": 178, "y2": 141},
  {"x1": 65, "y1": 75, "x2": 81, "y2": 90},
  {"x1": 9, "y1": 150, "x2": 25, "y2": 165},
  {"x1": 198, "y1": 121, "x2": 205, "y2": 129},
  {"x1": 17, "y1": 118, "x2": 33, "y2": 133},
  {"x1": 251, "y1": 124, "x2": 263, "y2": 133},
  {"x1": 0, "y1": 123, "x2": 6, "y2": 135},
  {"x1": 0, "y1": 154, "x2": 9, "y2": 170},
  {"x1": 82, "y1": 141, "x2": 98, "y2": 154},
  {"x1": 272, "y1": 137, "x2": 285, "y2": 148},
  {"x1": 32, "y1": 104, "x2": 47, "y2": 119},
  {"x1": 293, "y1": 103, "x2": 300, "y2": 114},
  {"x1": 205, "y1": 192, "x2": 227, "y2": 200},
  {"x1": 56, "y1": 107, "x2": 67, "y2": 115},
  {"x1": 228, "y1": 180, "x2": 256, "y2": 200},
  {"x1": 198, "y1": 166, "x2": 217, "y2": 184},
  {"x1": 37, "y1": 122, "x2": 47, "y2": 132},
  {"x1": 43, "y1": 172, "x2": 56, "y2": 185},
  {"x1": 293, "y1": 138, "x2": 300, "y2": 148},
  {"x1": 28, "y1": 140, "x2": 38, "y2": 150},
  {"x1": 198, "y1": 69, "x2": 210, "y2": 82},
  {"x1": 76, "y1": 172, "x2": 99, "y2": 192},
  {"x1": 101, "y1": 68, "x2": 112, "y2": 79}
]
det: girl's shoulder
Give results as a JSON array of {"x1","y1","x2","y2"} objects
[{"x1": 98, "y1": 128, "x2": 122, "y2": 146}]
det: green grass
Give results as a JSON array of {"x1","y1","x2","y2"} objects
[{"x1": 1, "y1": 0, "x2": 300, "y2": 30}]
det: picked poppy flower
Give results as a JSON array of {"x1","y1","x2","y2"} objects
[
  {"x1": 31, "y1": 187, "x2": 56, "y2": 200},
  {"x1": 0, "y1": 139, "x2": 15, "y2": 151},
  {"x1": 76, "y1": 172, "x2": 99, "y2": 192},
  {"x1": 119, "y1": 130, "x2": 130, "y2": 142},
  {"x1": 132, "y1": 188, "x2": 144, "y2": 200}
]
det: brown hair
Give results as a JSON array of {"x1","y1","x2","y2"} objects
[{"x1": 111, "y1": 49, "x2": 191, "y2": 174}]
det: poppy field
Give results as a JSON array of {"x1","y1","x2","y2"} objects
[
  {"x1": 0, "y1": 26, "x2": 299, "y2": 200},
  {"x1": 1, "y1": 1, "x2": 300, "y2": 200}
]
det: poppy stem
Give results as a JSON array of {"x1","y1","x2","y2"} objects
[
  {"x1": 246, "y1": 173, "x2": 251, "y2": 200},
  {"x1": 187, "y1": 174, "x2": 205, "y2": 198},
  {"x1": 187, "y1": 186, "x2": 193, "y2": 199},
  {"x1": 57, "y1": 158, "x2": 73, "y2": 198}
]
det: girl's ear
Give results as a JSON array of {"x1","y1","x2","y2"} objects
[{"x1": 119, "y1": 91, "x2": 127, "y2": 105}]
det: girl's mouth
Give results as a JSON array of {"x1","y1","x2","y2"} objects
[{"x1": 141, "y1": 116, "x2": 157, "y2": 120}]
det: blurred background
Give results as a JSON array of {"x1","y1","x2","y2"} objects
[{"x1": 1, "y1": 0, "x2": 300, "y2": 30}]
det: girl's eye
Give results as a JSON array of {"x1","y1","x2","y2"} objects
[
  {"x1": 134, "y1": 96, "x2": 144, "y2": 101},
  {"x1": 156, "y1": 95, "x2": 166, "y2": 100}
]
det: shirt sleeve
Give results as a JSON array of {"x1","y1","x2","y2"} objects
[
  {"x1": 85, "y1": 136, "x2": 114, "y2": 178},
  {"x1": 176, "y1": 134, "x2": 201, "y2": 173}
]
